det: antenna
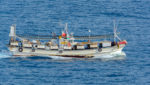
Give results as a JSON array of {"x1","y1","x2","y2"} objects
[{"x1": 38, "y1": 26, "x2": 40, "y2": 40}]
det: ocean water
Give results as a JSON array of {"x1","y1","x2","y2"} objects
[{"x1": 0, "y1": 0, "x2": 150, "y2": 85}]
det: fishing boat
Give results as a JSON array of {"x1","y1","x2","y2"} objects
[{"x1": 8, "y1": 23, "x2": 127, "y2": 59}]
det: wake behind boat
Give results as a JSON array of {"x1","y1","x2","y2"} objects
[{"x1": 8, "y1": 23, "x2": 127, "y2": 59}]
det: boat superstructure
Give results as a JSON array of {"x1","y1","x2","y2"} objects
[{"x1": 8, "y1": 23, "x2": 127, "y2": 59}]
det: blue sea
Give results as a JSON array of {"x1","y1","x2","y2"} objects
[{"x1": 0, "y1": 0, "x2": 150, "y2": 85}]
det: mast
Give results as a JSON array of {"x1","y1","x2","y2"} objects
[
  {"x1": 9, "y1": 24, "x2": 16, "y2": 41},
  {"x1": 58, "y1": 23, "x2": 68, "y2": 53},
  {"x1": 65, "y1": 23, "x2": 69, "y2": 38},
  {"x1": 113, "y1": 20, "x2": 116, "y2": 42},
  {"x1": 88, "y1": 29, "x2": 91, "y2": 42},
  {"x1": 9, "y1": 24, "x2": 16, "y2": 37},
  {"x1": 113, "y1": 20, "x2": 121, "y2": 42}
]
